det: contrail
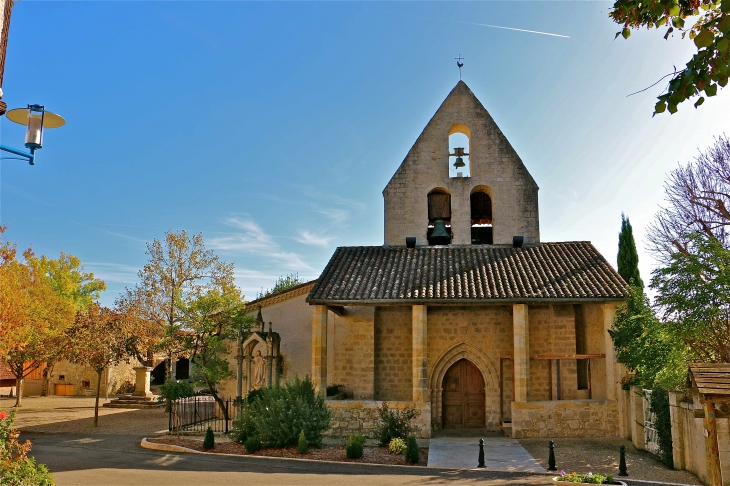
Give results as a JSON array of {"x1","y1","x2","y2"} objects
[{"x1": 438, "y1": 18, "x2": 570, "y2": 39}]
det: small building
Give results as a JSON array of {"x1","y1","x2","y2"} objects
[{"x1": 225, "y1": 81, "x2": 629, "y2": 439}]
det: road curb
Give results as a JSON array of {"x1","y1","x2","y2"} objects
[{"x1": 140, "y1": 437, "x2": 551, "y2": 473}]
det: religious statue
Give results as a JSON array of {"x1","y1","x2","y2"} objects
[{"x1": 252, "y1": 350, "x2": 266, "y2": 389}]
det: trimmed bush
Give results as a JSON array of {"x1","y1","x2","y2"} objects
[
  {"x1": 388, "y1": 438, "x2": 406, "y2": 455},
  {"x1": 234, "y1": 375, "x2": 332, "y2": 448},
  {"x1": 244, "y1": 437, "x2": 262, "y2": 453},
  {"x1": 297, "y1": 429, "x2": 308, "y2": 454},
  {"x1": 405, "y1": 435, "x2": 419, "y2": 464},
  {"x1": 375, "y1": 402, "x2": 421, "y2": 446},
  {"x1": 158, "y1": 380, "x2": 194, "y2": 402},
  {"x1": 203, "y1": 427, "x2": 215, "y2": 450},
  {"x1": 345, "y1": 434, "x2": 365, "y2": 459}
]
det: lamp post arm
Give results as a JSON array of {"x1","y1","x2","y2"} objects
[{"x1": 0, "y1": 144, "x2": 34, "y2": 165}]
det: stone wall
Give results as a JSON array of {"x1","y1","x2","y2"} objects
[
  {"x1": 383, "y1": 81, "x2": 540, "y2": 247},
  {"x1": 667, "y1": 391, "x2": 730, "y2": 486},
  {"x1": 330, "y1": 307, "x2": 375, "y2": 399},
  {"x1": 325, "y1": 400, "x2": 431, "y2": 441},
  {"x1": 528, "y1": 305, "x2": 581, "y2": 401},
  {"x1": 47, "y1": 359, "x2": 139, "y2": 396},
  {"x1": 374, "y1": 306, "x2": 412, "y2": 401},
  {"x1": 427, "y1": 305, "x2": 512, "y2": 429},
  {"x1": 511, "y1": 399, "x2": 619, "y2": 438}
]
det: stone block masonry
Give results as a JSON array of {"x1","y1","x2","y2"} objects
[
  {"x1": 511, "y1": 400, "x2": 619, "y2": 438},
  {"x1": 325, "y1": 400, "x2": 432, "y2": 440}
]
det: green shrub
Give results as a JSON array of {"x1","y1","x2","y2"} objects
[
  {"x1": 244, "y1": 436, "x2": 262, "y2": 453},
  {"x1": 345, "y1": 434, "x2": 365, "y2": 459},
  {"x1": 203, "y1": 427, "x2": 215, "y2": 450},
  {"x1": 158, "y1": 380, "x2": 195, "y2": 402},
  {"x1": 388, "y1": 438, "x2": 406, "y2": 455},
  {"x1": 375, "y1": 402, "x2": 421, "y2": 446},
  {"x1": 297, "y1": 429, "x2": 308, "y2": 454},
  {"x1": 243, "y1": 375, "x2": 332, "y2": 448},
  {"x1": 0, "y1": 410, "x2": 54, "y2": 486},
  {"x1": 650, "y1": 387, "x2": 674, "y2": 467},
  {"x1": 405, "y1": 435, "x2": 419, "y2": 464}
]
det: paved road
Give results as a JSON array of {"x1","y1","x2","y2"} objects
[
  {"x1": 27, "y1": 433, "x2": 555, "y2": 486},
  {"x1": 25, "y1": 433, "x2": 685, "y2": 486}
]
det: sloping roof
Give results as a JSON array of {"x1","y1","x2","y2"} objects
[
  {"x1": 246, "y1": 280, "x2": 317, "y2": 309},
  {"x1": 689, "y1": 363, "x2": 730, "y2": 398},
  {"x1": 307, "y1": 242, "x2": 629, "y2": 305},
  {"x1": 0, "y1": 361, "x2": 14, "y2": 381}
]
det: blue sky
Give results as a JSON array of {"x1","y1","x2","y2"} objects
[{"x1": 1, "y1": 1, "x2": 728, "y2": 306}]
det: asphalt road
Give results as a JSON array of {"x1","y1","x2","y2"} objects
[{"x1": 25, "y1": 433, "x2": 686, "y2": 486}]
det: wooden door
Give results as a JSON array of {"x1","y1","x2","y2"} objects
[{"x1": 442, "y1": 359, "x2": 485, "y2": 429}]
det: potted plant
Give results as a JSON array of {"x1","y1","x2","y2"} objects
[{"x1": 552, "y1": 471, "x2": 627, "y2": 485}]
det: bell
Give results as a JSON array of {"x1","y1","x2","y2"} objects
[
  {"x1": 453, "y1": 157, "x2": 466, "y2": 169},
  {"x1": 429, "y1": 219, "x2": 451, "y2": 245}
]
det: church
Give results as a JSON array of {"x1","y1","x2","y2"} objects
[{"x1": 222, "y1": 80, "x2": 629, "y2": 440}]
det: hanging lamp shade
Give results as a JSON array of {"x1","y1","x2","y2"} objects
[{"x1": 6, "y1": 105, "x2": 65, "y2": 151}]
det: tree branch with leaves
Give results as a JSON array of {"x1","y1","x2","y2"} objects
[{"x1": 611, "y1": 0, "x2": 730, "y2": 113}]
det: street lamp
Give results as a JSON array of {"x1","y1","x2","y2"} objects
[{"x1": 2, "y1": 104, "x2": 65, "y2": 165}]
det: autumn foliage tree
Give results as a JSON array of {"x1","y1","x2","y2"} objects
[
  {"x1": 611, "y1": 0, "x2": 730, "y2": 114},
  {"x1": 27, "y1": 253, "x2": 106, "y2": 396},
  {"x1": 0, "y1": 228, "x2": 76, "y2": 406},
  {"x1": 118, "y1": 230, "x2": 235, "y2": 409},
  {"x1": 66, "y1": 304, "x2": 134, "y2": 427}
]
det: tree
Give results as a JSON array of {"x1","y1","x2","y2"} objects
[
  {"x1": 651, "y1": 233, "x2": 730, "y2": 362},
  {"x1": 179, "y1": 287, "x2": 251, "y2": 421},
  {"x1": 66, "y1": 304, "x2": 133, "y2": 427},
  {"x1": 257, "y1": 273, "x2": 304, "y2": 299},
  {"x1": 0, "y1": 230, "x2": 75, "y2": 406},
  {"x1": 618, "y1": 213, "x2": 644, "y2": 288},
  {"x1": 611, "y1": 0, "x2": 730, "y2": 114},
  {"x1": 610, "y1": 285, "x2": 687, "y2": 389},
  {"x1": 648, "y1": 135, "x2": 730, "y2": 262},
  {"x1": 27, "y1": 252, "x2": 106, "y2": 396},
  {"x1": 120, "y1": 230, "x2": 234, "y2": 408}
]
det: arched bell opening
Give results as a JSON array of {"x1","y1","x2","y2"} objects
[
  {"x1": 442, "y1": 359, "x2": 486, "y2": 429},
  {"x1": 427, "y1": 188, "x2": 452, "y2": 245},
  {"x1": 448, "y1": 125, "x2": 471, "y2": 178},
  {"x1": 471, "y1": 185, "x2": 493, "y2": 245}
]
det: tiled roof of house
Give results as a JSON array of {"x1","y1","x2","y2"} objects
[
  {"x1": 0, "y1": 361, "x2": 14, "y2": 381},
  {"x1": 307, "y1": 242, "x2": 629, "y2": 304}
]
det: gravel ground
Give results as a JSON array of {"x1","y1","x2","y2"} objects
[
  {"x1": 2, "y1": 395, "x2": 169, "y2": 435},
  {"x1": 518, "y1": 437, "x2": 701, "y2": 485},
  {"x1": 148, "y1": 436, "x2": 430, "y2": 466}
]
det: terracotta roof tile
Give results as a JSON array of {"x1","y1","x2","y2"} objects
[{"x1": 307, "y1": 242, "x2": 629, "y2": 304}]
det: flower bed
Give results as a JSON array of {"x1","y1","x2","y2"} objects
[
  {"x1": 552, "y1": 471, "x2": 626, "y2": 485},
  {"x1": 147, "y1": 437, "x2": 428, "y2": 466}
]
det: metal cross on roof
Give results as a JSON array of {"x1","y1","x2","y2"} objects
[{"x1": 455, "y1": 54, "x2": 464, "y2": 80}]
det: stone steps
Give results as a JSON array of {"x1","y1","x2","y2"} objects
[{"x1": 102, "y1": 394, "x2": 164, "y2": 409}]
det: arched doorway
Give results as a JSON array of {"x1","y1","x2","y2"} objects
[{"x1": 442, "y1": 359, "x2": 485, "y2": 429}]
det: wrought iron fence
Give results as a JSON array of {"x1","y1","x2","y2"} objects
[{"x1": 169, "y1": 395, "x2": 240, "y2": 434}]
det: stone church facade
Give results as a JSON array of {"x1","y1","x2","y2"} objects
[{"x1": 228, "y1": 81, "x2": 628, "y2": 440}]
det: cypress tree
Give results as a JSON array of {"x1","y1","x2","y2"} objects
[{"x1": 617, "y1": 213, "x2": 643, "y2": 288}]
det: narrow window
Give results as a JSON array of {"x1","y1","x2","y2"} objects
[
  {"x1": 427, "y1": 189, "x2": 452, "y2": 245},
  {"x1": 574, "y1": 304, "x2": 589, "y2": 390},
  {"x1": 471, "y1": 188, "x2": 493, "y2": 245},
  {"x1": 449, "y1": 127, "x2": 470, "y2": 178}
]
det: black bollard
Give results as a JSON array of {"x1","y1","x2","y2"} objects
[
  {"x1": 477, "y1": 439, "x2": 486, "y2": 468},
  {"x1": 548, "y1": 440, "x2": 557, "y2": 471},
  {"x1": 619, "y1": 444, "x2": 628, "y2": 476}
]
